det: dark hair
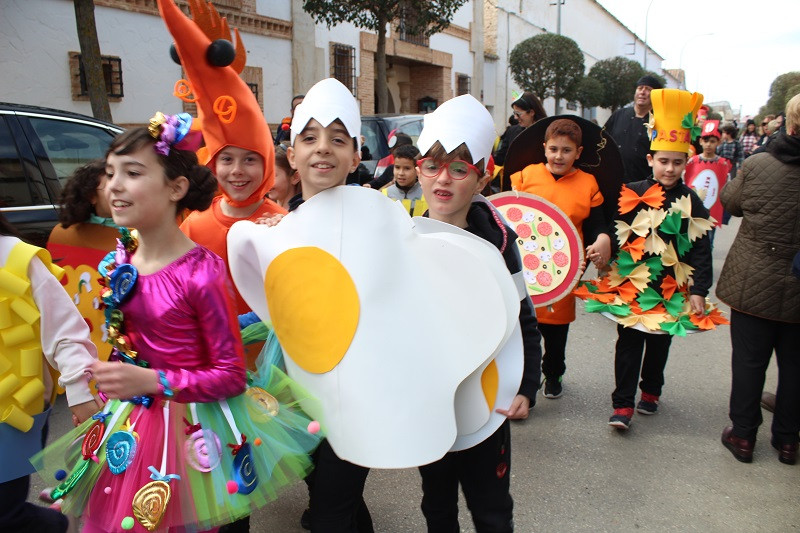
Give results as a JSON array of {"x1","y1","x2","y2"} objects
[
  {"x1": 274, "y1": 144, "x2": 294, "y2": 176},
  {"x1": 0, "y1": 211, "x2": 22, "y2": 238},
  {"x1": 508, "y1": 114, "x2": 519, "y2": 127},
  {"x1": 393, "y1": 144, "x2": 420, "y2": 161},
  {"x1": 57, "y1": 158, "x2": 107, "y2": 228},
  {"x1": 511, "y1": 92, "x2": 547, "y2": 122},
  {"x1": 422, "y1": 141, "x2": 485, "y2": 174},
  {"x1": 721, "y1": 124, "x2": 738, "y2": 137},
  {"x1": 544, "y1": 119, "x2": 582, "y2": 146},
  {"x1": 107, "y1": 128, "x2": 217, "y2": 213}
]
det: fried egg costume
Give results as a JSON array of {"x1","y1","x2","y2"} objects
[{"x1": 228, "y1": 82, "x2": 524, "y2": 468}]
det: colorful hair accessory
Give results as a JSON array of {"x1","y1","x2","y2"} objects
[
  {"x1": 106, "y1": 430, "x2": 138, "y2": 474},
  {"x1": 147, "y1": 111, "x2": 203, "y2": 156}
]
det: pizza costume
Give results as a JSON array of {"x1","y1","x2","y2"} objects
[
  {"x1": 31, "y1": 232, "x2": 320, "y2": 533},
  {"x1": 510, "y1": 163, "x2": 603, "y2": 324},
  {"x1": 684, "y1": 155, "x2": 730, "y2": 227}
]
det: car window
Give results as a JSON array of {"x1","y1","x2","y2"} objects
[
  {"x1": 361, "y1": 120, "x2": 384, "y2": 162},
  {"x1": 0, "y1": 117, "x2": 33, "y2": 208},
  {"x1": 394, "y1": 119, "x2": 423, "y2": 147},
  {"x1": 27, "y1": 117, "x2": 115, "y2": 185}
]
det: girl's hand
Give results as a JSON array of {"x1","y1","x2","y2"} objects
[
  {"x1": 91, "y1": 361, "x2": 158, "y2": 399},
  {"x1": 586, "y1": 233, "x2": 612, "y2": 269},
  {"x1": 495, "y1": 394, "x2": 531, "y2": 420},
  {"x1": 69, "y1": 396, "x2": 105, "y2": 426},
  {"x1": 255, "y1": 213, "x2": 285, "y2": 226},
  {"x1": 689, "y1": 294, "x2": 705, "y2": 316}
]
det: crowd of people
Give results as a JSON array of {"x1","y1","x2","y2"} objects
[{"x1": 1, "y1": 4, "x2": 798, "y2": 532}]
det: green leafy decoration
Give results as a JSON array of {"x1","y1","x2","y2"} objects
[
  {"x1": 659, "y1": 211, "x2": 683, "y2": 235},
  {"x1": 659, "y1": 315, "x2": 698, "y2": 337},
  {"x1": 675, "y1": 233, "x2": 693, "y2": 257},
  {"x1": 682, "y1": 112, "x2": 702, "y2": 141},
  {"x1": 643, "y1": 256, "x2": 665, "y2": 280},
  {"x1": 585, "y1": 299, "x2": 631, "y2": 316},
  {"x1": 636, "y1": 287, "x2": 663, "y2": 311},
  {"x1": 616, "y1": 250, "x2": 637, "y2": 277},
  {"x1": 662, "y1": 292, "x2": 685, "y2": 317}
]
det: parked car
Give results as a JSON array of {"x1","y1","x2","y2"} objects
[
  {"x1": 360, "y1": 114, "x2": 424, "y2": 177},
  {"x1": 0, "y1": 102, "x2": 123, "y2": 246}
]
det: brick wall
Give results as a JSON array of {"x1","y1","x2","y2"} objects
[{"x1": 409, "y1": 66, "x2": 452, "y2": 113}]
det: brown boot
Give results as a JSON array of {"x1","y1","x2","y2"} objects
[
  {"x1": 761, "y1": 392, "x2": 776, "y2": 413},
  {"x1": 721, "y1": 426, "x2": 754, "y2": 463}
]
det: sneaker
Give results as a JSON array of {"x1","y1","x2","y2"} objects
[
  {"x1": 637, "y1": 392, "x2": 659, "y2": 415},
  {"x1": 38, "y1": 488, "x2": 55, "y2": 504},
  {"x1": 608, "y1": 408, "x2": 634, "y2": 430},
  {"x1": 543, "y1": 376, "x2": 563, "y2": 399}
]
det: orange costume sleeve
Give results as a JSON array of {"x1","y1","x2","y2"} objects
[{"x1": 511, "y1": 163, "x2": 603, "y2": 324}]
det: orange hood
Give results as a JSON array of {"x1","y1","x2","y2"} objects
[{"x1": 157, "y1": 0, "x2": 274, "y2": 207}]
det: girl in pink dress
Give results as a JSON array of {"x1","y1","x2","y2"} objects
[{"x1": 33, "y1": 114, "x2": 319, "y2": 533}]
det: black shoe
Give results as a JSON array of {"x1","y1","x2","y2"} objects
[
  {"x1": 300, "y1": 508, "x2": 311, "y2": 530},
  {"x1": 608, "y1": 408, "x2": 633, "y2": 430},
  {"x1": 543, "y1": 376, "x2": 563, "y2": 399},
  {"x1": 636, "y1": 392, "x2": 659, "y2": 415}
]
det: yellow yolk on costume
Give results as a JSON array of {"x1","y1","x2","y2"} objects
[
  {"x1": 481, "y1": 360, "x2": 499, "y2": 410},
  {"x1": 264, "y1": 247, "x2": 359, "y2": 373}
]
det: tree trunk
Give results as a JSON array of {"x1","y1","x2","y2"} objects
[
  {"x1": 375, "y1": 14, "x2": 388, "y2": 114},
  {"x1": 74, "y1": 0, "x2": 112, "y2": 122}
]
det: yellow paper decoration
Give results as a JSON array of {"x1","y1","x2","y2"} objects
[
  {"x1": 12, "y1": 378, "x2": 45, "y2": 407},
  {"x1": 1, "y1": 404, "x2": 34, "y2": 432},
  {"x1": 0, "y1": 270, "x2": 29, "y2": 296},
  {"x1": 0, "y1": 299, "x2": 11, "y2": 328},
  {"x1": 10, "y1": 298, "x2": 39, "y2": 324},
  {"x1": 617, "y1": 313, "x2": 666, "y2": 331},
  {"x1": 19, "y1": 346, "x2": 41, "y2": 376},
  {"x1": 1, "y1": 324, "x2": 35, "y2": 347},
  {"x1": 626, "y1": 264, "x2": 653, "y2": 292},
  {"x1": 481, "y1": 360, "x2": 499, "y2": 411},
  {"x1": 264, "y1": 247, "x2": 360, "y2": 374},
  {"x1": 661, "y1": 242, "x2": 695, "y2": 286},
  {"x1": 0, "y1": 374, "x2": 20, "y2": 399},
  {"x1": 0, "y1": 355, "x2": 11, "y2": 374}
]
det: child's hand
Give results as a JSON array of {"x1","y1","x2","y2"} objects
[
  {"x1": 255, "y1": 213, "x2": 285, "y2": 226},
  {"x1": 586, "y1": 234, "x2": 612, "y2": 269},
  {"x1": 91, "y1": 361, "x2": 158, "y2": 399},
  {"x1": 689, "y1": 294, "x2": 705, "y2": 316},
  {"x1": 495, "y1": 394, "x2": 531, "y2": 420},
  {"x1": 69, "y1": 397, "x2": 104, "y2": 426}
]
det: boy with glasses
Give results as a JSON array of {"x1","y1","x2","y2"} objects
[{"x1": 415, "y1": 94, "x2": 542, "y2": 533}]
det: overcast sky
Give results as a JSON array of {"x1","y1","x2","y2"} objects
[{"x1": 596, "y1": 0, "x2": 800, "y2": 117}]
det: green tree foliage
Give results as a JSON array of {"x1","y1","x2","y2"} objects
[
  {"x1": 575, "y1": 76, "x2": 604, "y2": 110},
  {"x1": 302, "y1": 0, "x2": 467, "y2": 113},
  {"x1": 587, "y1": 56, "x2": 644, "y2": 111},
  {"x1": 509, "y1": 34, "x2": 585, "y2": 108},
  {"x1": 759, "y1": 71, "x2": 800, "y2": 116}
]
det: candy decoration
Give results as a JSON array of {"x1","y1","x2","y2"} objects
[
  {"x1": 245, "y1": 386, "x2": 279, "y2": 421},
  {"x1": 81, "y1": 420, "x2": 105, "y2": 461},
  {"x1": 50, "y1": 459, "x2": 90, "y2": 500},
  {"x1": 231, "y1": 442, "x2": 258, "y2": 494},
  {"x1": 55, "y1": 469, "x2": 67, "y2": 481},
  {"x1": 254, "y1": 437, "x2": 262, "y2": 446},
  {"x1": 307, "y1": 421, "x2": 320, "y2": 434},
  {"x1": 104, "y1": 486, "x2": 112, "y2": 495},
  {"x1": 121, "y1": 516, "x2": 135, "y2": 530},
  {"x1": 106, "y1": 431, "x2": 137, "y2": 474},
  {"x1": 226, "y1": 480, "x2": 238, "y2": 494},
  {"x1": 132, "y1": 480, "x2": 171, "y2": 531},
  {"x1": 108, "y1": 263, "x2": 138, "y2": 306},
  {"x1": 184, "y1": 428, "x2": 223, "y2": 472}
]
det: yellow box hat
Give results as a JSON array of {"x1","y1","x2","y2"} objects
[{"x1": 648, "y1": 89, "x2": 704, "y2": 153}]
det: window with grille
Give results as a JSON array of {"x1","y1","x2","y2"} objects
[
  {"x1": 70, "y1": 52, "x2": 123, "y2": 100},
  {"x1": 566, "y1": 101, "x2": 578, "y2": 111},
  {"x1": 331, "y1": 43, "x2": 356, "y2": 96},
  {"x1": 456, "y1": 74, "x2": 471, "y2": 96}
]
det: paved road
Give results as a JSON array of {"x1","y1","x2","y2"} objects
[{"x1": 31, "y1": 218, "x2": 798, "y2": 532}]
